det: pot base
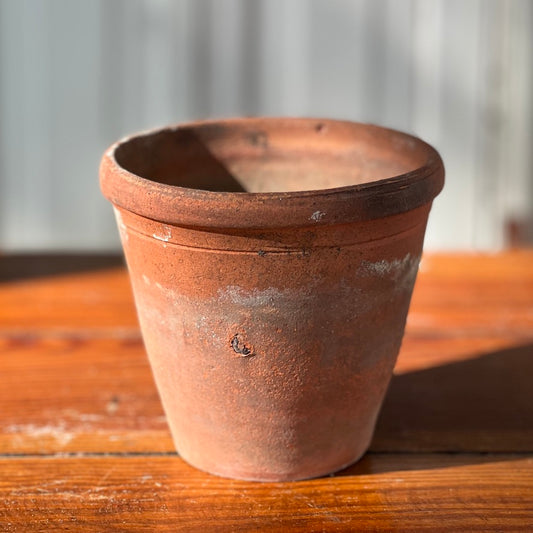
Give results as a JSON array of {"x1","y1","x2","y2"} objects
[{"x1": 178, "y1": 446, "x2": 371, "y2": 483}]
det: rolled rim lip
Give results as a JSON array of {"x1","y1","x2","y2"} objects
[{"x1": 100, "y1": 117, "x2": 445, "y2": 229}]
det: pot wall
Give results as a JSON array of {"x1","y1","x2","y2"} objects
[{"x1": 114, "y1": 203, "x2": 430, "y2": 481}]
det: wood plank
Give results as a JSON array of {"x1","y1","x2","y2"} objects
[
  {"x1": 0, "y1": 338, "x2": 170, "y2": 454},
  {"x1": 0, "y1": 254, "x2": 124, "y2": 283},
  {"x1": 0, "y1": 455, "x2": 531, "y2": 531},
  {"x1": 0, "y1": 263, "x2": 138, "y2": 335},
  {"x1": 1, "y1": 335, "x2": 531, "y2": 455},
  {"x1": 418, "y1": 251, "x2": 533, "y2": 280},
  {"x1": 0, "y1": 251, "x2": 531, "y2": 336},
  {"x1": 407, "y1": 251, "x2": 533, "y2": 335},
  {"x1": 375, "y1": 337, "x2": 533, "y2": 452}
]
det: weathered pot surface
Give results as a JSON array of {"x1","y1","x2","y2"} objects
[{"x1": 100, "y1": 117, "x2": 444, "y2": 481}]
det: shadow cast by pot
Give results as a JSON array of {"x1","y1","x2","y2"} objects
[
  {"x1": 336, "y1": 341, "x2": 533, "y2": 476},
  {"x1": 0, "y1": 253, "x2": 125, "y2": 283}
]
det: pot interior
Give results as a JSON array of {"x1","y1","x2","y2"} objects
[{"x1": 114, "y1": 119, "x2": 431, "y2": 194}]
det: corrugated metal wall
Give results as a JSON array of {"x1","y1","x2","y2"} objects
[{"x1": 0, "y1": 0, "x2": 531, "y2": 250}]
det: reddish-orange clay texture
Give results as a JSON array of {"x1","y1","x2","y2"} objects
[{"x1": 100, "y1": 118, "x2": 444, "y2": 481}]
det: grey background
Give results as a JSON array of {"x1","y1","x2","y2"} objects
[{"x1": 0, "y1": 0, "x2": 531, "y2": 251}]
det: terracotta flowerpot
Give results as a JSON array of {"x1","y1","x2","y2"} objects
[{"x1": 100, "y1": 118, "x2": 444, "y2": 481}]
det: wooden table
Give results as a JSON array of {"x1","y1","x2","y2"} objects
[{"x1": 0, "y1": 251, "x2": 532, "y2": 531}]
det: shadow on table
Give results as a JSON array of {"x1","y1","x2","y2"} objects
[
  {"x1": 0, "y1": 254, "x2": 125, "y2": 283},
  {"x1": 337, "y1": 340, "x2": 533, "y2": 476}
]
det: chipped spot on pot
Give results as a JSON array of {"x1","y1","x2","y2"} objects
[
  {"x1": 315, "y1": 122, "x2": 326, "y2": 133},
  {"x1": 310, "y1": 210, "x2": 325, "y2": 222},
  {"x1": 246, "y1": 130, "x2": 268, "y2": 149},
  {"x1": 152, "y1": 225, "x2": 172, "y2": 242},
  {"x1": 230, "y1": 333, "x2": 254, "y2": 357}
]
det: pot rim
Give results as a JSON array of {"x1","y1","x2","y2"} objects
[{"x1": 100, "y1": 117, "x2": 444, "y2": 229}]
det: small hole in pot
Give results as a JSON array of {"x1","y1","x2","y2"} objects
[
  {"x1": 315, "y1": 123, "x2": 326, "y2": 133},
  {"x1": 231, "y1": 334, "x2": 254, "y2": 357}
]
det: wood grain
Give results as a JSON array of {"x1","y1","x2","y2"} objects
[
  {"x1": 0, "y1": 455, "x2": 531, "y2": 532},
  {"x1": 1, "y1": 334, "x2": 531, "y2": 455},
  {"x1": 0, "y1": 337, "x2": 170, "y2": 454},
  {"x1": 1, "y1": 251, "x2": 532, "y2": 336},
  {"x1": 1, "y1": 251, "x2": 532, "y2": 530},
  {"x1": 0, "y1": 264, "x2": 138, "y2": 335},
  {"x1": 407, "y1": 252, "x2": 533, "y2": 336}
]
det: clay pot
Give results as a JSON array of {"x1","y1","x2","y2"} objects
[{"x1": 100, "y1": 118, "x2": 444, "y2": 481}]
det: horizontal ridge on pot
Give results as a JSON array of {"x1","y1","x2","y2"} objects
[{"x1": 100, "y1": 117, "x2": 444, "y2": 481}]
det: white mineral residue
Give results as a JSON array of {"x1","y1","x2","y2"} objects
[
  {"x1": 220, "y1": 286, "x2": 291, "y2": 307},
  {"x1": 359, "y1": 253, "x2": 418, "y2": 276}
]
